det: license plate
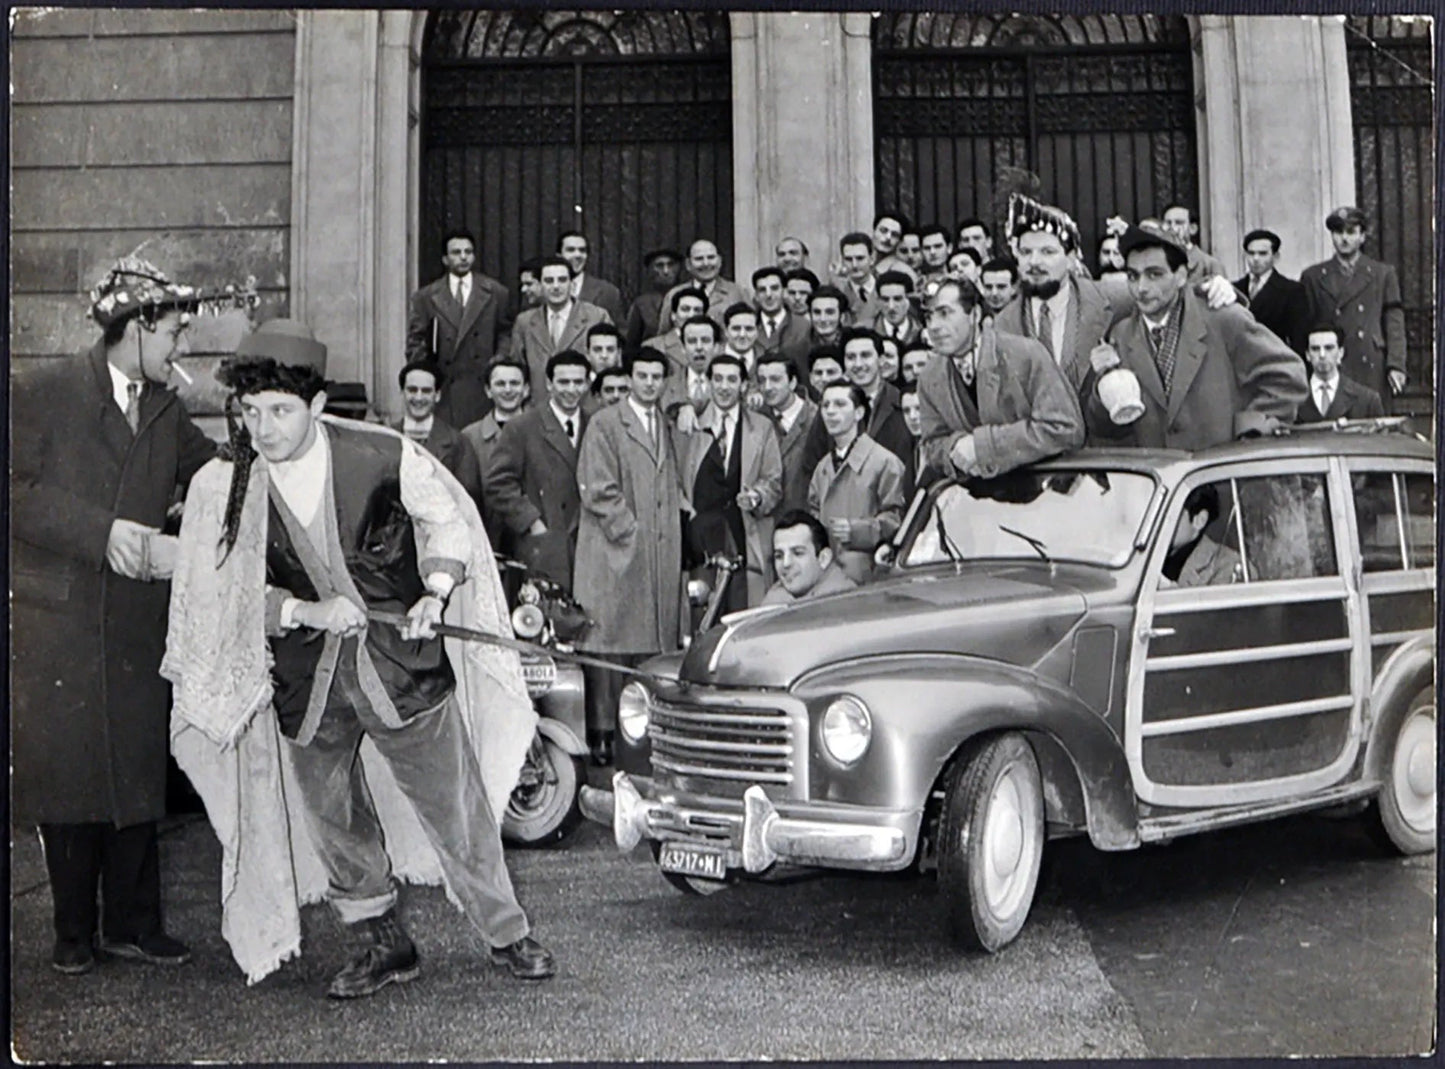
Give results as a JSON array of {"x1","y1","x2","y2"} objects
[{"x1": 657, "y1": 841, "x2": 727, "y2": 881}]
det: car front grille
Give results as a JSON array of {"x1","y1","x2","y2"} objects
[{"x1": 648, "y1": 694, "x2": 795, "y2": 798}]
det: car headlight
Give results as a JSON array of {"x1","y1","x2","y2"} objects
[
  {"x1": 511, "y1": 603, "x2": 546, "y2": 639},
  {"x1": 821, "y1": 695, "x2": 872, "y2": 765},
  {"x1": 618, "y1": 681, "x2": 651, "y2": 743}
]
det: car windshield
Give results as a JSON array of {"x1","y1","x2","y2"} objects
[{"x1": 899, "y1": 469, "x2": 1158, "y2": 569}]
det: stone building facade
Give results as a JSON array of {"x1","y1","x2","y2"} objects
[{"x1": 10, "y1": 10, "x2": 1433, "y2": 419}]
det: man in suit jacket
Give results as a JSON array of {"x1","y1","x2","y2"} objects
[
  {"x1": 836, "y1": 231, "x2": 884, "y2": 326},
  {"x1": 624, "y1": 248, "x2": 682, "y2": 349},
  {"x1": 997, "y1": 196, "x2": 1240, "y2": 426},
  {"x1": 510, "y1": 256, "x2": 612, "y2": 402},
  {"x1": 1085, "y1": 226, "x2": 1307, "y2": 450},
  {"x1": 1236, "y1": 229, "x2": 1309, "y2": 355},
  {"x1": 1297, "y1": 324, "x2": 1386, "y2": 422},
  {"x1": 1161, "y1": 484, "x2": 1242, "y2": 588},
  {"x1": 390, "y1": 359, "x2": 482, "y2": 503},
  {"x1": 756, "y1": 351, "x2": 818, "y2": 514},
  {"x1": 559, "y1": 231, "x2": 626, "y2": 326},
  {"x1": 1300, "y1": 205, "x2": 1409, "y2": 408},
  {"x1": 406, "y1": 229, "x2": 511, "y2": 428},
  {"x1": 917, "y1": 279, "x2": 1085, "y2": 482},
  {"x1": 656, "y1": 238, "x2": 749, "y2": 335},
  {"x1": 461, "y1": 356, "x2": 529, "y2": 547},
  {"x1": 871, "y1": 270, "x2": 925, "y2": 347},
  {"x1": 642, "y1": 286, "x2": 707, "y2": 377},
  {"x1": 799, "y1": 327, "x2": 917, "y2": 501},
  {"x1": 679, "y1": 355, "x2": 784, "y2": 610},
  {"x1": 751, "y1": 266, "x2": 798, "y2": 355},
  {"x1": 13, "y1": 257, "x2": 216, "y2": 974},
  {"x1": 483, "y1": 350, "x2": 591, "y2": 589}
]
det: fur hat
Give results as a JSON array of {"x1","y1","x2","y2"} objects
[
  {"x1": 89, "y1": 255, "x2": 201, "y2": 327},
  {"x1": 233, "y1": 317, "x2": 327, "y2": 375},
  {"x1": 1006, "y1": 194, "x2": 1081, "y2": 253}
]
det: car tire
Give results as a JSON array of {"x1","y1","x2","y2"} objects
[
  {"x1": 938, "y1": 733, "x2": 1045, "y2": 953},
  {"x1": 1368, "y1": 685, "x2": 1436, "y2": 856},
  {"x1": 501, "y1": 736, "x2": 585, "y2": 847}
]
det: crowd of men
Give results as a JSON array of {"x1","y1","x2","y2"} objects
[
  {"x1": 392, "y1": 197, "x2": 1406, "y2": 762},
  {"x1": 10, "y1": 189, "x2": 1411, "y2": 1003}
]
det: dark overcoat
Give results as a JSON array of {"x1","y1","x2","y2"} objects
[
  {"x1": 11, "y1": 344, "x2": 216, "y2": 825},
  {"x1": 1300, "y1": 254, "x2": 1408, "y2": 404}
]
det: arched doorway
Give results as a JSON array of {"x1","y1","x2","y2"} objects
[
  {"x1": 420, "y1": 10, "x2": 733, "y2": 308},
  {"x1": 872, "y1": 13, "x2": 1198, "y2": 266}
]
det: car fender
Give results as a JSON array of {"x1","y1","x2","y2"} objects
[
  {"x1": 536, "y1": 717, "x2": 587, "y2": 757},
  {"x1": 793, "y1": 653, "x2": 1140, "y2": 850},
  {"x1": 1362, "y1": 634, "x2": 1435, "y2": 783}
]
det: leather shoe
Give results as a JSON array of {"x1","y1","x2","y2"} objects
[
  {"x1": 327, "y1": 942, "x2": 421, "y2": 999},
  {"x1": 52, "y1": 939, "x2": 95, "y2": 975},
  {"x1": 490, "y1": 936, "x2": 555, "y2": 980},
  {"x1": 98, "y1": 931, "x2": 191, "y2": 966}
]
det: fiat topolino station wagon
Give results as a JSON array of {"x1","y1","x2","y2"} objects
[{"x1": 581, "y1": 430, "x2": 1435, "y2": 952}]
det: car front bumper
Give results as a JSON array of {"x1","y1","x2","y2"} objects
[{"x1": 579, "y1": 773, "x2": 912, "y2": 874}]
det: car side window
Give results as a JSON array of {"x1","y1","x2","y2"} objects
[
  {"x1": 1235, "y1": 473, "x2": 1337, "y2": 582},
  {"x1": 1402, "y1": 474, "x2": 1435, "y2": 569},
  {"x1": 1352, "y1": 471, "x2": 1405, "y2": 573}
]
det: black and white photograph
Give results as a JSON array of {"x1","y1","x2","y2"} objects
[{"x1": 8, "y1": 6, "x2": 1438, "y2": 1063}]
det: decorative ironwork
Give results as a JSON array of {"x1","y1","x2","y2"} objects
[
  {"x1": 425, "y1": 9, "x2": 730, "y2": 61},
  {"x1": 420, "y1": 10, "x2": 733, "y2": 307},
  {"x1": 1347, "y1": 16, "x2": 1435, "y2": 400},
  {"x1": 873, "y1": 12, "x2": 1190, "y2": 51},
  {"x1": 873, "y1": 13, "x2": 1197, "y2": 271}
]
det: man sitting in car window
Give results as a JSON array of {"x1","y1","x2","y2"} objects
[
  {"x1": 1162, "y1": 484, "x2": 1242, "y2": 588},
  {"x1": 761, "y1": 509, "x2": 859, "y2": 605}
]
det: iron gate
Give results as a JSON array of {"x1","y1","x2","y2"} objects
[
  {"x1": 872, "y1": 13, "x2": 1199, "y2": 272},
  {"x1": 421, "y1": 10, "x2": 732, "y2": 307},
  {"x1": 1346, "y1": 16, "x2": 1434, "y2": 408}
]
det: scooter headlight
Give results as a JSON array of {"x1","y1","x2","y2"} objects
[{"x1": 511, "y1": 603, "x2": 546, "y2": 639}]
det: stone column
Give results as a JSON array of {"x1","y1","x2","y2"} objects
[
  {"x1": 291, "y1": 10, "x2": 381, "y2": 392},
  {"x1": 1195, "y1": 16, "x2": 1355, "y2": 278},
  {"x1": 730, "y1": 12, "x2": 875, "y2": 282}
]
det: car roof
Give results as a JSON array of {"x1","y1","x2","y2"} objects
[{"x1": 1034, "y1": 433, "x2": 1435, "y2": 478}]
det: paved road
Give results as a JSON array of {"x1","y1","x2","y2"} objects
[{"x1": 9, "y1": 792, "x2": 1435, "y2": 1062}]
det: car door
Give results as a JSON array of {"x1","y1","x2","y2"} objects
[
  {"x1": 1124, "y1": 458, "x2": 1367, "y2": 810},
  {"x1": 1342, "y1": 458, "x2": 1435, "y2": 677}
]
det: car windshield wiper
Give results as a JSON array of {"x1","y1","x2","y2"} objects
[
  {"x1": 997, "y1": 524, "x2": 1050, "y2": 562},
  {"x1": 934, "y1": 500, "x2": 964, "y2": 564}
]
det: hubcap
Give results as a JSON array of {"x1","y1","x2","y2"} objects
[
  {"x1": 981, "y1": 763, "x2": 1035, "y2": 915},
  {"x1": 1393, "y1": 710, "x2": 1436, "y2": 832}
]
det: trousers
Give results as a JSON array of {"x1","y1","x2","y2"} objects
[
  {"x1": 39, "y1": 820, "x2": 162, "y2": 944},
  {"x1": 284, "y1": 691, "x2": 530, "y2": 947}
]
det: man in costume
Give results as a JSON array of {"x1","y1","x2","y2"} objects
[
  {"x1": 13, "y1": 256, "x2": 215, "y2": 975},
  {"x1": 163, "y1": 317, "x2": 552, "y2": 996}
]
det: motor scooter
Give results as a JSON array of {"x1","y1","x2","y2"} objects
[{"x1": 498, "y1": 561, "x2": 592, "y2": 846}]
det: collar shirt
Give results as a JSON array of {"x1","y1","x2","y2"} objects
[
  {"x1": 1248, "y1": 269, "x2": 1273, "y2": 298},
  {"x1": 627, "y1": 396, "x2": 659, "y2": 441},
  {"x1": 547, "y1": 302, "x2": 574, "y2": 341},
  {"x1": 1310, "y1": 373, "x2": 1339, "y2": 414},
  {"x1": 451, "y1": 273, "x2": 471, "y2": 306},
  {"x1": 774, "y1": 393, "x2": 805, "y2": 434},
  {"x1": 761, "y1": 310, "x2": 785, "y2": 339},
  {"x1": 401, "y1": 415, "x2": 434, "y2": 442},
  {"x1": 550, "y1": 400, "x2": 581, "y2": 447},
  {"x1": 266, "y1": 423, "x2": 329, "y2": 528},
  {"x1": 106, "y1": 359, "x2": 141, "y2": 413},
  {"x1": 1028, "y1": 285, "x2": 1071, "y2": 365}
]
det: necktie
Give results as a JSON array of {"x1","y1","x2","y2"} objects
[
  {"x1": 549, "y1": 312, "x2": 563, "y2": 346},
  {"x1": 645, "y1": 408, "x2": 657, "y2": 448},
  {"x1": 720, "y1": 413, "x2": 733, "y2": 468},
  {"x1": 124, "y1": 380, "x2": 142, "y2": 433},
  {"x1": 1149, "y1": 325, "x2": 1165, "y2": 353},
  {"x1": 1036, "y1": 301, "x2": 1055, "y2": 360},
  {"x1": 1249, "y1": 275, "x2": 1262, "y2": 299},
  {"x1": 1317, "y1": 383, "x2": 1331, "y2": 416},
  {"x1": 564, "y1": 417, "x2": 576, "y2": 446},
  {"x1": 453, "y1": 278, "x2": 467, "y2": 308}
]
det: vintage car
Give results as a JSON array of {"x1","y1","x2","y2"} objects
[{"x1": 580, "y1": 430, "x2": 1436, "y2": 952}]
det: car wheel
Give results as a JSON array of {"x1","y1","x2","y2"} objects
[
  {"x1": 1369, "y1": 685, "x2": 1436, "y2": 856},
  {"x1": 938, "y1": 733, "x2": 1045, "y2": 953},
  {"x1": 501, "y1": 736, "x2": 585, "y2": 847}
]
